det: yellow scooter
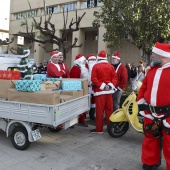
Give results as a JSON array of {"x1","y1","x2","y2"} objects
[{"x1": 107, "y1": 81, "x2": 143, "y2": 138}]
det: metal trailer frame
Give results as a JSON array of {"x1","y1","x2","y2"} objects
[{"x1": 0, "y1": 94, "x2": 90, "y2": 150}]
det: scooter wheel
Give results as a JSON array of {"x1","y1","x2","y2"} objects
[{"x1": 107, "y1": 122, "x2": 129, "y2": 138}]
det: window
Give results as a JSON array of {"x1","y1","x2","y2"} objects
[
  {"x1": 63, "y1": 2, "x2": 76, "y2": 12},
  {"x1": 15, "y1": 9, "x2": 38, "y2": 20},
  {"x1": 83, "y1": 0, "x2": 101, "y2": 8},
  {"x1": 47, "y1": 6, "x2": 57, "y2": 14}
]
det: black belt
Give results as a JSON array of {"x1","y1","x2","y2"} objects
[{"x1": 138, "y1": 104, "x2": 170, "y2": 114}]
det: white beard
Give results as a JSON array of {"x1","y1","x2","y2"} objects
[{"x1": 80, "y1": 64, "x2": 88, "y2": 78}]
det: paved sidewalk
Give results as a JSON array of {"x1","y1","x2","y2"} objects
[{"x1": 0, "y1": 121, "x2": 166, "y2": 170}]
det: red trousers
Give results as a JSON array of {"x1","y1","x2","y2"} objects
[
  {"x1": 78, "y1": 113, "x2": 86, "y2": 123},
  {"x1": 95, "y1": 94, "x2": 113, "y2": 132},
  {"x1": 142, "y1": 117, "x2": 170, "y2": 169}
]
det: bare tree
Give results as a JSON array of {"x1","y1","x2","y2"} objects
[
  {"x1": 15, "y1": 0, "x2": 86, "y2": 58},
  {"x1": 0, "y1": 38, "x2": 14, "y2": 46}
]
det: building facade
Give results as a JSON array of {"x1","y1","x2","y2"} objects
[{"x1": 9, "y1": 0, "x2": 141, "y2": 68}]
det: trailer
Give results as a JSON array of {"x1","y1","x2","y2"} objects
[{"x1": 0, "y1": 94, "x2": 90, "y2": 150}]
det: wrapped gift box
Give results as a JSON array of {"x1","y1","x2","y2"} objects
[
  {"x1": 61, "y1": 80, "x2": 82, "y2": 91},
  {"x1": 41, "y1": 81, "x2": 60, "y2": 90},
  {"x1": 60, "y1": 78, "x2": 88, "y2": 95},
  {"x1": 0, "y1": 70, "x2": 21, "y2": 80},
  {"x1": 33, "y1": 74, "x2": 59, "y2": 82},
  {"x1": 0, "y1": 80, "x2": 16, "y2": 99},
  {"x1": 33, "y1": 74, "x2": 47, "y2": 80},
  {"x1": 45, "y1": 78, "x2": 59, "y2": 82},
  {"x1": 16, "y1": 80, "x2": 41, "y2": 92},
  {"x1": 8, "y1": 89, "x2": 60, "y2": 105}
]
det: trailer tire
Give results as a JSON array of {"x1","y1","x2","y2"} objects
[{"x1": 11, "y1": 126, "x2": 30, "y2": 150}]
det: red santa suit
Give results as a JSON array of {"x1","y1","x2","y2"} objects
[
  {"x1": 57, "y1": 52, "x2": 70, "y2": 78},
  {"x1": 70, "y1": 54, "x2": 88, "y2": 124},
  {"x1": 58, "y1": 62, "x2": 70, "y2": 78},
  {"x1": 91, "y1": 50, "x2": 118, "y2": 132},
  {"x1": 47, "y1": 51, "x2": 65, "y2": 78},
  {"x1": 112, "y1": 52, "x2": 128, "y2": 111},
  {"x1": 137, "y1": 42, "x2": 170, "y2": 169},
  {"x1": 114, "y1": 63, "x2": 128, "y2": 91}
]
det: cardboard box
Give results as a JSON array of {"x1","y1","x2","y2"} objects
[
  {"x1": 61, "y1": 90, "x2": 83, "y2": 99},
  {"x1": 41, "y1": 81, "x2": 60, "y2": 90},
  {"x1": 8, "y1": 89, "x2": 60, "y2": 105},
  {"x1": 59, "y1": 78, "x2": 88, "y2": 95},
  {"x1": 60, "y1": 95, "x2": 74, "y2": 103},
  {"x1": 0, "y1": 80, "x2": 16, "y2": 99}
]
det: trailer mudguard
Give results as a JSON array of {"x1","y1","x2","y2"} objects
[
  {"x1": 109, "y1": 109, "x2": 128, "y2": 122},
  {"x1": 6, "y1": 120, "x2": 34, "y2": 142}
]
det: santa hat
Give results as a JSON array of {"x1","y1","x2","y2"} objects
[
  {"x1": 86, "y1": 54, "x2": 96, "y2": 62},
  {"x1": 97, "y1": 50, "x2": 107, "y2": 60},
  {"x1": 152, "y1": 42, "x2": 170, "y2": 58},
  {"x1": 74, "y1": 54, "x2": 86, "y2": 64},
  {"x1": 50, "y1": 51, "x2": 59, "y2": 58},
  {"x1": 112, "y1": 52, "x2": 120, "y2": 60}
]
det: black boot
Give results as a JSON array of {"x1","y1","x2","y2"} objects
[
  {"x1": 89, "y1": 108, "x2": 95, "y2": 120},
  {"x1": 142, "y1": 164, "x2": 158, "y2": 170}
]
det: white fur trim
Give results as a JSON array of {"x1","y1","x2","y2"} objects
[
  {"x1": 88, "y1": 56, "x2": 96, "y2": 61},
  {"x1": 74, "y1": 56, "x2": 86, "y2": 65},
  {"x1": 51, "y1": 54, "x2": 58, "y2": 58},
  {"x1": 163, "y1": 119, "x2": 170, "y2": 128},
  {"x1": 51, "y1": 62, "x2": 61, "y2": 71},
  {"x1": 137, "y1": 98, "x2": 146, "y2": 104},
  {"x1": 58, "y1": 52, "x2": 63, "y2": 55},
  {"x1": 99, "y1": 83, "x2": 106, "y2": 90},
  {"x1": 152, "y1": 113, "x2": 164, "y2": 118},
  {"x1": 94, "y1": 89, "x2": 116, "y2": 96},
  {"x1": 107, "y1": 83, "x2": 115, "y2": 90},
  {"x1": 152, "y1": 47, "x2": 170, "y2": 58},
  {"x1": 139, "y1": 111, "x2": 154, "y2": 120},
  {"x1": 112, "y1": 56, "x2": 120, "y2": 60},
  {"x1": 115, "y1": 63, "x2": 121, "y2": 73},
  {"x1": 97, "y1": 55, "x2": 107, "y2": 60},
  {"x1": 150, "y1": 69, "x2": 162, "y2": 106},
  {"x1": 117, "y1": 87, "x2": 123, "y2": 91}
]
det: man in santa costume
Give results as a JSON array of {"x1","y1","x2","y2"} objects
[
  {"x1": 47, "y1": 51, "x2": 66, "y2": 78},
  {"x1": 86, "y1": 54, "x2": 97, "y2": 120},
  {"x1": 137, "y1": 42, "x2": 170, "y2": 170},
  {"x1": 90, "y1": 50, "x2": 118, "y2": 134},
  {"x1": 58, "y1": 51, "x2": 70, "y2": 78},
  {"x1": 70, "y1": 54, "x2": 89, "y2": 127},
  {"x1": 111, "y1": 52, "x2": 128, "y2": 111}
]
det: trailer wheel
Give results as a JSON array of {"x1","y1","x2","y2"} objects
[{"x1": 11, "y1": 126, "x2": 30, "y2": 150}]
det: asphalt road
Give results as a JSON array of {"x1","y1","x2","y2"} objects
[{"x1": 0, "y1": 119, "x2": 166, "y2": 170}]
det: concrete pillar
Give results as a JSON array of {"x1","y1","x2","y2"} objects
[
  {"x1": 71, "y1": 28, "x2": 84, "y2": 67},
  {"x1": 33, "y1": 42, "x2": 46, "y2": 65},
  {"x1": 98, "y1": 26, "x2": 111, "y2": 55},
  {"x1": 76, "y1": 1, "x2": 81, "y2": 10}
]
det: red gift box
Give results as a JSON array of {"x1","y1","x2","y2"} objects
[{"x1": 0, "y1": 70, "x2": 21, "y2": 80}]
